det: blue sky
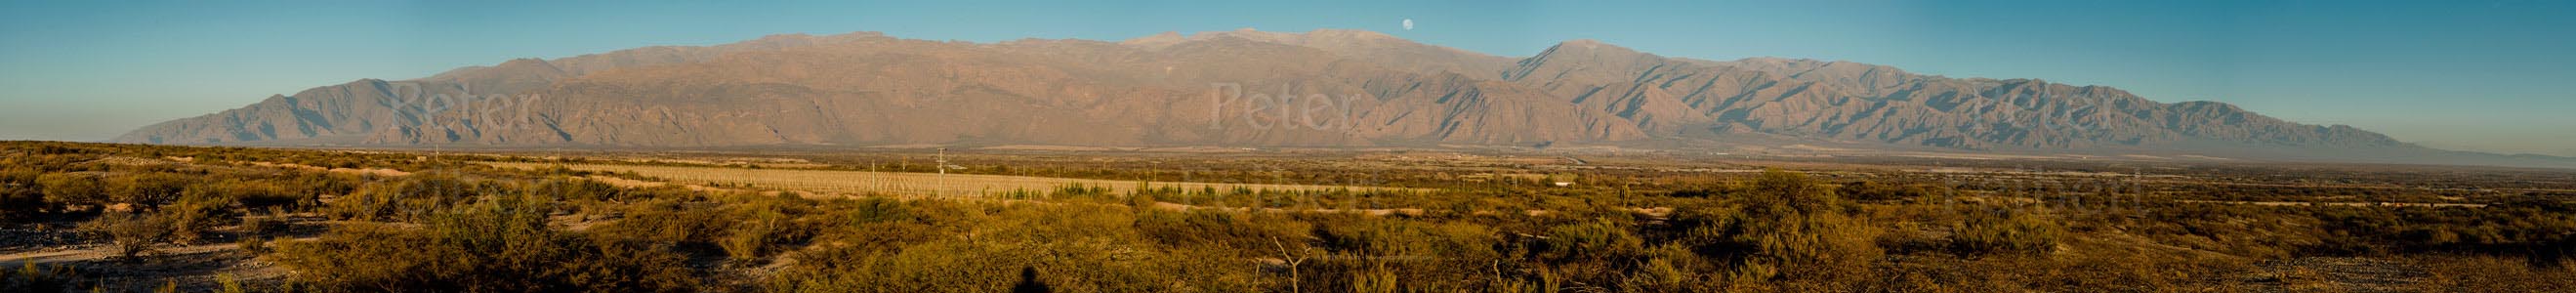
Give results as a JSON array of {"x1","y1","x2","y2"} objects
[{"x1": 3, "y1": 0, "x2": 2571, "y2": 155}]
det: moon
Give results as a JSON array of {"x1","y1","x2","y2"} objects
[{"x1": 1402, "y1": 19, "x2": 1414, "y2": 30}]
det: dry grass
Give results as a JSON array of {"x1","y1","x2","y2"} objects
[{"x1": 481, "y1": 162, "x2": 1407, "y2": 197}]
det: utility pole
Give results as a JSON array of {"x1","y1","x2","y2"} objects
[{"x1": 936, "y1": 147, "x2": 948, "y2": 196}]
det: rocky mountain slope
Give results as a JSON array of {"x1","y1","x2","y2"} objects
[{"x1": 111, "y1": 28, "x2": 2559, "y2": 167}]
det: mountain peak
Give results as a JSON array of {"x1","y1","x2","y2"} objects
[
  {"x1": 756, "y1": 33, "x2": 815, "y2": 41},
  {"x1": 1504, "y1": 38, "x2": 1662, "y2": 80},
  {"x1": 1177, "y1": 28, "x2": 1401, "y2": 46},
  {"x1": 1538, "y1": 39, "x2": 1649, "y2": 61},
  {"x1": 1118, "y1": 31, "x2": 1188, "y2": 49},
  {"x1": 1551, "y1": 39, "x2": 1634, "y2": 53},
  {"x1": 1306, "y1": 28, "x2": 1397, "y2": 40},
  {"x1": 496, "y1": 58, "x2": 551, "y2": 67}
]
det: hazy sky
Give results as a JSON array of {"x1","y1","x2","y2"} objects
[{"x1": 3, "y1": 0, "x2": 2571, "y2": 155}]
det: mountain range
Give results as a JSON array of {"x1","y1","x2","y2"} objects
[{"x1": 110, "y1": 28, "x2": 2572, "y2": 168}]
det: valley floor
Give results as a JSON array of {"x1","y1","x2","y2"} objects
[{"x1": 2, "y1": 142, "x2": 2571, "y2": 292}]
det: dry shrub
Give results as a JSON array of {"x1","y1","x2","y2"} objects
[
  {"x1": 528, "y1": 177, "x2": 626, "y2": 202},
  {"x1": 771, "y1": 204, "x2": 1246, "y2": 293},
  {"x1": 1697, "y1": 170, "x2": 1884, "y2": 285},
  {"x1": 1952, "y1": 208, "x2": 2065, "y2": 257},
  {"x1": 273, "y1": 193, "x2": 697, "y2": 292},
  {"x1": 1350, "y1": 262, "x2": 1399, "y2": 293},
  {"x1": 1535, "y1": 221, "x2": 1642, "y2": 263},
  {"x1": 36, "y1": 173, "x2": 105, "y2": 210},
  {"x1": 2414, "y1": 256, "x2": 2576, "y2": 292},
  {"x1": 189, "y1": 180, "x2": 304, "y2": 211},
  {"x1": 2, "y1": 263, "x2": 81, "y2": 293},
  {"x1": 1133, "y1": 209, "x2": 1310, "y2": 257},
  {"x1": 324, "y1": 175, "x2": 491, "y2": 222},
  {"x1": 161, "y1": 192, "x2": 233, "y2": 244},
  {"x1": 106, "y1": 173, "x2": 192, "y2": 210},
  {"x1": 81, "y1": 212, "x2": 171, "y2": 261},
  {"x1": 595, "y1": 192, "x2": 819, "y2": 263},
  {"x1": 1309, "y1": 214, "x2": 1497, "y2": 259},
  {"x1": 238, "y1": 213, "x2": 286, "y2": 236},
  {"x1": 722, "y1": 208, "x2": 793, "y2": 261},
  {"x1": 0, "y1": 168, "x2": 44, "y2": 223}
]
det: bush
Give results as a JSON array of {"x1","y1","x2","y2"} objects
[
  {"x1": 1684, "y1": 170, "x2": 1882, "y2": 284},
  {"x1": 529, "y1": 178, "x2": 624, "y2": 202},
  {"x1": 326, "y1": 175, "x2": 486, "y2": 222},
  {"x1": 2414, "y1": 256, "x2": 2576, "y2": 292},
  {"x1": 591, "y1": 199, "x2": 731, "y2": 245},
  {"x1": 594, "y1": 192, "x2": 820, "y2": 262},
  {"x1": 1839, "y1": 181, "x2": 1945, "y2": 202},
  {"x1": 36, "y1": 173, "x2": 105, "y2": 210},
  {"x1": 722, "y1": 208, "x2": 793, "y2": 261},
  {"x1": 239, "y1": 213, "x2": 287, "y2": 236},
  {"x1": 163, "y1": 192, "x2": 236, "y2": 244},
  {"x1": 1350, "y1": 263, "x2": 1399, "y2": 293},
  {"x1": 1133, "y1": 210, "x2": 1309, "y2": 257},
  {"x1": 1309, "y1": 215, "x2": 1495, "y2": 258},
  {"x1": 1952, "y1": 209, "x2": 2065, "y2": 257},
  {"x1": 275, "y1": 172, "x2": 357, "y2": 208},
  {"x1": 770, "y1": 205, "x2": 1243, "y2": 293},
  {"x1": 1535, "y1": 221, "x2": 1643, "y2": 263},
  {"x1": 80, "y1": 212, "x2": 172, "y2": 261},
  {"x1": 233, "y1": 236, "x2": 272, "y2": 256},
  {"x1": 0, "y1": 169, "x2": 44, "y2": 222},
  {"x1": 107, "y1": 173, "x2": 194, "y2": 210},
  {"x1": 274, "y1": 192, "x2": 697, "y2": 292},
  {"x1": 1, "y1": 263, "x2": 82, "y2": 293},
  {"x1": 191, "y1": 181, "x2": 305, "y2": 211}
]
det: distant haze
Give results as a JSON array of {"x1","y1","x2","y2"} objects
[{"x1": 2, "y1": 1, "x2": 2572, "y2": 156}]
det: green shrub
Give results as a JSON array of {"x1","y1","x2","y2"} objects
[
  {"x1": 1952, "y1": 209, "x2": 2065, "y2": 257},
  {"x1": 1134, "y1": 210, "x2": 1309, "y2": 257},
  {"x1": 770, "y1": 204, "x2": 1243, "y2": 293},
  {"x1": 529, "y1": 178, "x2": 624, "y2": 202},
  {"x1": 0, "y1": 169, "x2": 44, "y2": 222},
  {"x1": 1685, "y1": 170, "x2": 1883, "y2": 284},
  {"x1": 274, "y1": 192, "x2": 697, "y2": 292},
  {"x1": 235, "y1": 236, "x2": 272, "y2": 256},
  {"x1": 1535, "y1": 221, "x2": 1643, "y2": 263},
  {"x1": 163, "y1": 191, "x2": 236, "y2": 244},
  {"x1": 107, "y1": 173, "x2": 194, "y2": 210},
  {"x1": 81, "y1": 212, "x2": 172, "y2": 261},
  {"x1": 276, "y1": 172, "x2": 357, "y2": 207},
  {"x1": 2414, "y1": 256, "x2": 2576, "y2": 292},
  {"x1": 722, "y1": 208, "x2": 793, "y2": 261},
  {"x1": 591, "y1": 199, "x2": 731, "y2": 245},
  {"x1": 191, "y1": 180, "x2": 305, "y2": 211},
  {"x1": 1350, "y1": 263, "x2": 1399, "y2": 293},
  {"x1": 838, "y1": 196, "x2": 917, "y2": 224},
  {"x1": 1, "y1": 263, "x2": 81, "y2": 293},
  {"x1": 36, "y1": 173, "x2": 105, "y2": 210},
  {"x1": 325, "y1": 175, "x2": 486, "y2": 222},
  {"x1": 1839, "y1": 181, "x2": 1946, "y2": 202},
  {"x1": 239, "y1": 213, "x2": 287, "y2": 236},
  {"x1": 1310, "y1": 215, "x2": 1494, "y2": 258}
]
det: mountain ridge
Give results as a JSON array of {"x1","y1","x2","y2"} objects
[{"x1": 109, "y1": 28, "x2": 2567, "y2": 168}]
